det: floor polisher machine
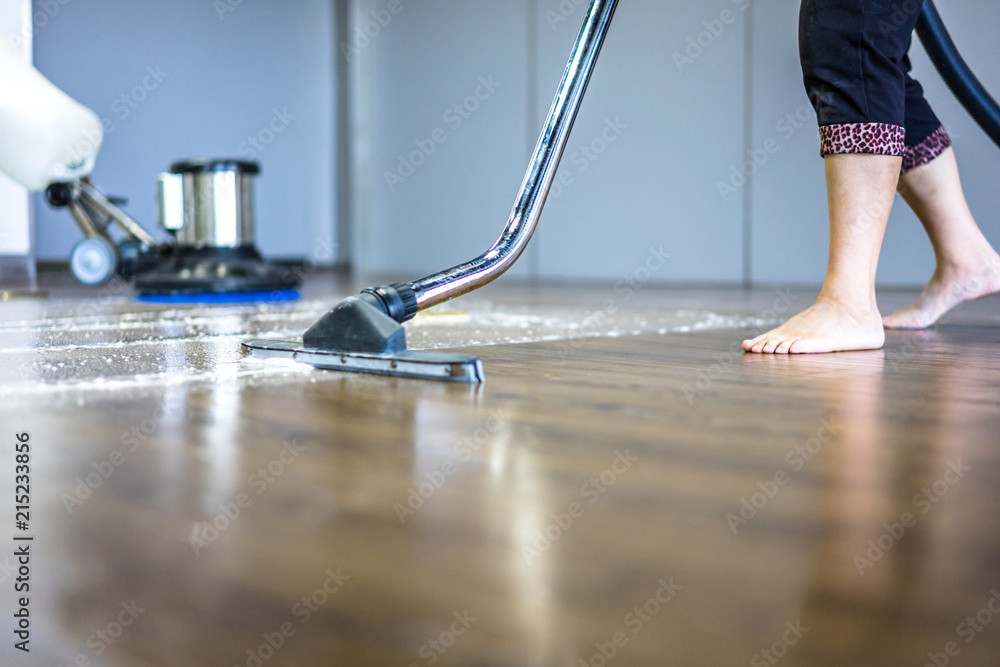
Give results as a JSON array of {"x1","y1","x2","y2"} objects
[{"x1": 46, "y1": 159, "x2": 300, "y2": 298}]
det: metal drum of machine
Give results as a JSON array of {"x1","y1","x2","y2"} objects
[
  {"x1": 158, "y1": 159, "x2": 258, "y2": 249},
  {"x1": 134, "y1": 159, "x2": 299, "y2": 294}
]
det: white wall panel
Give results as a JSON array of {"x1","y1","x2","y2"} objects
[{"x1": 0, "y1": 0, "x2": 32, "y2": 261}]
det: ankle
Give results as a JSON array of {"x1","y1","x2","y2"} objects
[
  {"x1": 935, "y1": 250, "x2": 1000, "y2": 280},
  {"x1": 818, "y1": 274, "x2": 877, "y2": 308},
  {"x1": 815, "y1": 290, "x2": 880, "y2": 318}
]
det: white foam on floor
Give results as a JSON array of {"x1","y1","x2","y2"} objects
[{"x1": 0, "y1": 294, "x2": 776, "y2": 397}]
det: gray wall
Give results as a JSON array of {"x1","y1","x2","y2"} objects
[
  {"x1": 27, "y1": 1, "x2": 1000, "y2": 285},
  {"x1": 31, "y1": 0, "x2": 337, "y2": 264},
  {"x1": 347, "y1": 0, "x2": 533, "y2": 280},
  {"x1": 350, "y1": 0, "x2": 1000, "y2": 287},
  {"x1": 535, "y1": 0, "x2": 745, "y2": 283}
]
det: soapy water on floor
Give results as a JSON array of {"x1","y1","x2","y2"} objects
[{"x1": 0, "y1": 293, "x2": 777, "y2": 397}]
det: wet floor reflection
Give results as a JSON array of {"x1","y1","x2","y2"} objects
[
  {"x1": 741, "y1": 333, "x2": 1000, "y2": 665},
  {"x1": 4, "y1": 308, "x2": 999, "y2": 665}
]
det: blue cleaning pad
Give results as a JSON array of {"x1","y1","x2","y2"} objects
[{"x1": 137, "y1": 289, "x2": 301, "y2": 305}]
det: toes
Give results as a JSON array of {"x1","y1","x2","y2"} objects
[
  {"x1": 774, "y1": 337, "x2": 799, "y2": 354},
  {"x1": 745, "y1": 330, "x2": 801, "y2": 354},
  {"x1": 760, "y1": 338, "x2": 781, "y2": 354},
  {"x1": 743, "y1": 335, "x2": 782, "y2": 354}
]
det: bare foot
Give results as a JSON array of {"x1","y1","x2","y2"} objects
[
  {"x1": 743, "y1": 297, "x2": 885, "y2": 354},
  {"x1": 883, "y1": 258, "x2": 1000, "y2": 329}
]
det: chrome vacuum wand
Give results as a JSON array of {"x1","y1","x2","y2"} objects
[
  {"x1": 243, "y1": 0, "x2": 619, "y2": 382},
  {"x1": 408, "y1": 0, "x2": 619, "y2": 311},
  {"x1": 350, "y1": 0, "x2": 618, "y2": 320}
]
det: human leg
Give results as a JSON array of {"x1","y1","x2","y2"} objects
[
  {"x1": 744, "y1": 154, "x2": 897, "y2": 354},
  {"x1": 883, "y1": 148, "x2": 1000, "y2": 328},
  {"x1": 744, "y1": 0, "x2": 922, "y2": 354},
  {"x1": 883, "y1": 56, "x2": 1000, "y2": 328}
]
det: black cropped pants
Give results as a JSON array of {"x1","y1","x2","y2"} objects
[{"x1": 800, "y1": 0, "x2": 951, "y2": 172}]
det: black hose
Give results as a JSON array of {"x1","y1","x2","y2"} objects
[{"x1": 915, "y1": 0, "x2": 1000, "y2": 148}]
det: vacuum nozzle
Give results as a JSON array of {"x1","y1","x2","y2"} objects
[
  {"x1": 301, "y1": 284, "x2": 416, "y2": 354},
  {"x1": 360, "y1": 283, "x2": 419, "y2": 324}
]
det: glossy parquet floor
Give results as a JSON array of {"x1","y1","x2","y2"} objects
[{"x1": 1, "y1": 274, "x2": 999, "y2": 666}]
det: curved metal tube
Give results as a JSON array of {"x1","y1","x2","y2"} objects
[
  {"x1": 916, "y1": 0, "x2": 1000, "y2": 148},
  {"x1": 406, "y1": 0, "x2": 619, "y2": 311},
  {"x1": 75, "y1": 181, "x2": 159, "y2": 246}
]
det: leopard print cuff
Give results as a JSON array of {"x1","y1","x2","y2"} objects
[
  {"x1": 819, "y1": 123, "x2": 906, "y2": 158},
  {"x1": 901, "y1": 125, "x2": 952, "y2": 173}
]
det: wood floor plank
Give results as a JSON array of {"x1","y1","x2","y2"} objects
[{"x1": 3, "y1": 317, "x2": 1000, "y2": 667}]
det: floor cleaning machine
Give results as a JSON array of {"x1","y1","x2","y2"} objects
[
  {"x1": 46, "y1": 159, "x2": 300, "y2": 297},
  {"x1": 244, "y1": 0, "x2": 1000, "y2": 383}
]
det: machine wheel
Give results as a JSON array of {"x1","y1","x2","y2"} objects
[{"x1": 70, "y1": 237, "x2": 118, "y2": 286}]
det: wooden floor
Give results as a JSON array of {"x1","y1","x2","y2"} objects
[{"x1": 2, "y1": 283, "x2": 1000, "y2": 666}]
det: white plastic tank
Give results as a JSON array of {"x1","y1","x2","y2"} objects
[{"x1": 0, "y1": 38, "x2": 103, "y2": 192}]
